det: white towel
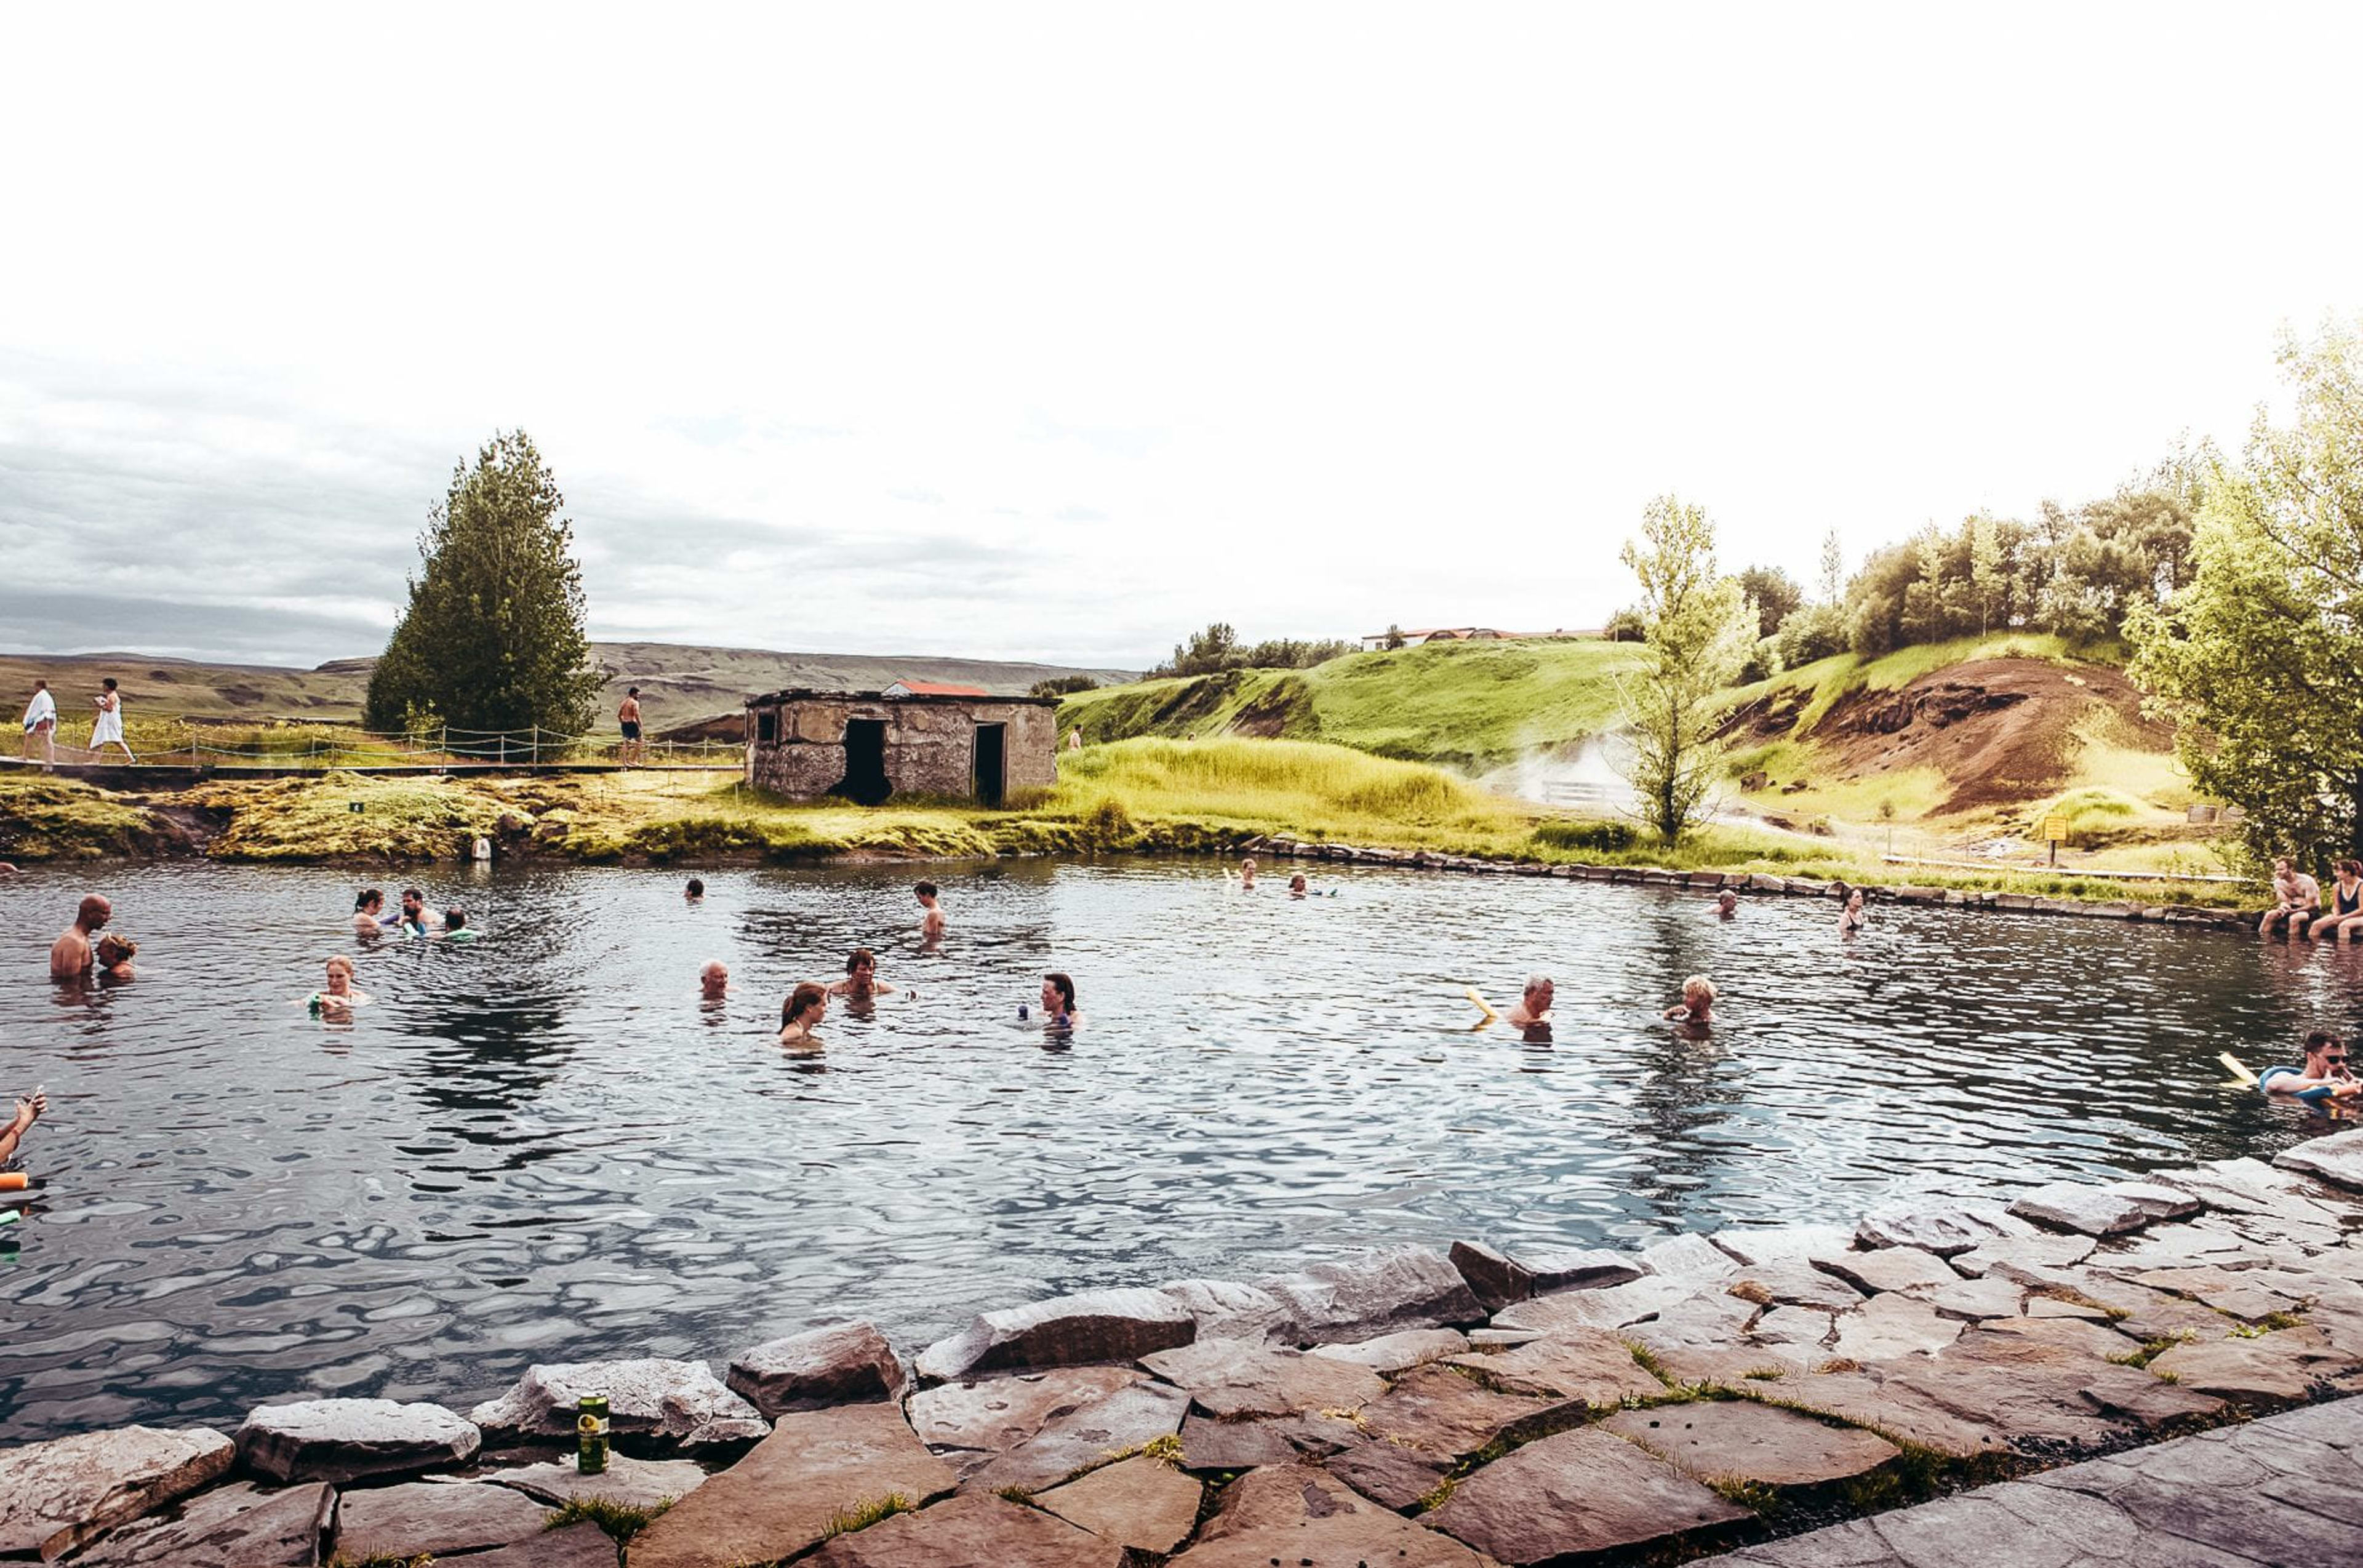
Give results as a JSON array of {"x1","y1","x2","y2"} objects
[{"x1": 21, "y1": 689, "x2": 55, "y2": 732}]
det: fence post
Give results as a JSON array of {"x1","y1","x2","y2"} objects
[
  {"x1": 531, "y1": 726, "x2": 539, "y2": 767},
  {"x1": 498, "y1": 732, "x2": 507, "y2": 767}
]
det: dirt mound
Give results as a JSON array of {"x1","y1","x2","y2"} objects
[{"x1": 1767, "y1": 658, "x2": 2167, "y2": 816}]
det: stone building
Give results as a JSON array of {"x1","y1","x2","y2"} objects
[{"x1": 742, "y1": 687, "x2": 1061, "y2": 806}]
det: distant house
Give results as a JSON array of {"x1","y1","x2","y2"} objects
[
  {"x1": 745, "y1": 687, "x2": 1057, "y2": 807},
  {"x1": 1358, "y1": 626, "x2": 1604, "y2": 651}
]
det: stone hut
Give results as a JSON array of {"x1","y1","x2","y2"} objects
[{"x1": 743, "y1": 686, "x2": 1061, "y2": 806}]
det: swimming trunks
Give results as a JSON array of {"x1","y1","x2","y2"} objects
[{"x1": 620, "y1": 721, "x2": 642, "y2": 740}]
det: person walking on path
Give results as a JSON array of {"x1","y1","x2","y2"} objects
[
  {"x1": 21, "y1": 681, "x2": 57, "y2": 769},
  {"x1": 89, "y1": 679, "x2": 135, "y2": 764},
  {"x1": 617, "y1": 687, "x2": 644, "y2": 765}
]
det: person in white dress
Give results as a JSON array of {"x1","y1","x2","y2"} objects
[
  {"x1": 89, "y1": 678, "x2": 135, "y2": 764},
  {"x1": 21, "y1": 681, "x2": 57, "y2": 770}
]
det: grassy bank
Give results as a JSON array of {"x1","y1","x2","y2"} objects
[{"x1": 0, "y1": 738, "x2": 2257, "y2": 908}]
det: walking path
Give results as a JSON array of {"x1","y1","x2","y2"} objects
[{"x1": 1701, "y1": 1394, "x2": 2362, "y2": 1566}]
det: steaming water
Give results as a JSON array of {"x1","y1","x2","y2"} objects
[{"x1": 0, "y1": 858, "x2": 2344, "y2": 1441}]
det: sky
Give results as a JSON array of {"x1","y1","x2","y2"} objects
[{"x1": 1, "y1": 4, "x2": 2357, "y2": 671}]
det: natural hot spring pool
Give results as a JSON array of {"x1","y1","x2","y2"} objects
[{"x1": 0, "y1": 857, "x2": 2341, "y2": 1440}]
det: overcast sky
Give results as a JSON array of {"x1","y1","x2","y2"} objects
[{"x1": 2, "y1": 4, "x2": 2356, "y2": 670}]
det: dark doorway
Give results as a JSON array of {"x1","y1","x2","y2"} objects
[
  {"x1": 833, "y1": 719, "x2": 892, "y2": 804},
  {"x1": 973, "y1": 722, "x2": 1007, "y2": 807}
]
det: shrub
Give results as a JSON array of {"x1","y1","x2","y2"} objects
[{"x1": 1532, "y1": 818, "x2": 1638, "y2": 853}]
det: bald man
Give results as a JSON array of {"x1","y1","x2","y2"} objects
[{"x1": 52, "y1": 894, "x2": 110, "y2": 980}]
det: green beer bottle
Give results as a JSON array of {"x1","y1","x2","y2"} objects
[{"x1": 577, "y1": 1394, "x2": 610, "y2": 1474}]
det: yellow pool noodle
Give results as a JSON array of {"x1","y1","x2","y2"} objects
[
  {"x1": 1466, "y1": 987, "x2": 1498, "y2": 1022},
  {"x1": 2217, "y1": 1052, "x2": 2258, "y2": 1087}
]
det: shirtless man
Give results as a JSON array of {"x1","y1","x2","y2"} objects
[
  {"x1": 50, "y1": 895, "x2": 110, "y2": 980},
  {"x1": 915, "y1": 881, "x2": 946, "y2": 942},
  {"x1": 826, "y1": 947, "x2": 893, "y2": 1001},
  {"x1": 2261, "y1": 858, "x2": 2321, "y2": 937},
  {"x1": 617, "y1": 687, "x2": 644, "y2": 766},
  {"x1": 2259, "y1": 1031, "x2": 2362, "y2": 1105},
  {"x1": 1508, "y1": 975, "x2": 1554, "y2": 1026},
  {"x1": 398, "y1": 888, "x2": 440, "y2": 935},
  {"x1": 700, "y1": 960, "x2": 729, "y2": 999},
  {"x1": 1715, "y1": 890, "x2": 1739, "y2": 919}
]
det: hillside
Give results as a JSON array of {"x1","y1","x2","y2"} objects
[{"x1": 0, "y1": 645, "x2": 1135, "y2": 734}]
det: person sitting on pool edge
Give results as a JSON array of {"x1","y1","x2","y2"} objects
[
  {"x1": 1508, "y1": 975, "x2": 1553, "y2": 1026},
  {"x1": 2259, "y1": 1031, "x2": 2362, "y2": 1104},
  {"x1": 1041, "y1": 971, "x2": 1080, "y2": 1029},
  {"x1": 1663, "y1": 975, "x2": 1717, "y2": 1025},
  {"x1": 780, "y1": 981, "x2": 827, "y2": 1046},
  {"x1": 826, "y1": 946, "x2": 894, "y2": 1001},
  {"x1": 2261, "y1": 857, "x2": 2321, "y2": 938},
  {"x1": 0, "y1": 1089, "x2": 45, "y2": 1166},
  {"x1": 2308, "y1": 860, "x2": 2363, "y2": 942}
]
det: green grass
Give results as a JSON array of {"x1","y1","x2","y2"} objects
[
  {"x1": 817, "y1": 1493, "x2": 916, "y2": 1542},
  {"x1": 545, "y1": 1494, "x2": 672, "y2": 1545},
  {"x1": 1730, "y1": 633, "x2": 2109, "y2": 741},
  {"x1": 0, "y1": 775, "x2": 174, "y2": 859}
]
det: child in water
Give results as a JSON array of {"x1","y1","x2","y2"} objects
[{"x1": 1663, "y1": 975, "x2": 1716, "y2": 1025}]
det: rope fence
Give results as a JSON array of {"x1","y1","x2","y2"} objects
[{"x1": 18, "y1": 715, "x2": 743, "y2": 772}]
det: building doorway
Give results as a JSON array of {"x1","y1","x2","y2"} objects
[
  {"x1": 833, "y1": 719, "x2": 892, "y2": 805},
  {"x1": 972, "y1": 722, "x2": 1007, "y2": 807}
]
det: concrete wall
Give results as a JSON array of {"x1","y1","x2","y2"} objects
[{"x1": 744, "y1": 698, "x2": 1058, "y2": 801}]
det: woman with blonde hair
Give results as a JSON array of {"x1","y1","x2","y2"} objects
[{"x1": 1663, "y1": 975, "x2": 1716, "y2": 1026}]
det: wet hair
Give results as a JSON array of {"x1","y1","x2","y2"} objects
[
  {"x1": 1683, "y1": 975, "x2": 1717, "y2": 1003},
  {"x1": 444, "y1": 907, "x2": 467, "y2": 931},
  {"x1": 915, "y1": 881, "x2": 938, "y2": 899},
  {"x1": 1289, "y1": 874, "x2": 1307, "y2": 891},
  {"x1": 2305, "y1": 1030, "x2": 2343, "y2": 1056},
  {"x1": 1044, "y1": 972, "x2": 1077, "y2": 1011},
  {"x1": 355, "y1": 888, "x2": 385, "y2": 912},
  {"x1": 685, "y1": 878, "x2": 705, "y2": 897},
  {"x1": 1717, "y1": 889, "x2": 1738, "y2": 903},
  {"x1": 1525, "y1": 974, "x2": 1553, "y2": 994},
  {"x1": 783, "y1": 982, "x2": 826, "y2": 1026},
  {"x1": 98, "y1": 934, "x2": 137, "y2": 966},
  {"x1": 324, "y1": 954, "x2": 353, "y2": 977},
  {"x1": 846, "y1": 946, "x2": 876, "y2": 973}
]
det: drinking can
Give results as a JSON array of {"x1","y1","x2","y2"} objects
[{"x1": 577, "y1": 1394, "x2": 609, "y2": 1474}]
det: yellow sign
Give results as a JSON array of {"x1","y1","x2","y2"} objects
[{"x1": 2041, "y1": 815, "x2": 2068, "y2": 843}]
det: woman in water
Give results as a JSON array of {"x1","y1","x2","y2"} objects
[
  {"x1": 353, "y1": 889, "x2": 392, "y2": 935},
  {"x1": 94, "y1": 934, "x2": 137, "y2": 981},
  {"x1": 1041, "y1": 972, "x2": 1081, "y2": 1030},
  {"x1": 2308, "y1": 860, "x2": 2363, "y2": 942},
  {"x1": 780, "y1": 982, "x2": 828, "y2": 1046},
  {"x1": 1663, "y1": 975, "x2": 1717, "y2": 1025},
  {"x1": 309, "y1": 954, "x2": 371, "y2": 1013},
  {"x1": 1839, "y1": 889, "x2": 1868, "y2": 934}
]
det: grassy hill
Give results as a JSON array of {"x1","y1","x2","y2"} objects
[
  {"x1": 1057, "y1": 638, "x2": 1650, "y2": 774},
  {"x1": 0, "y1": 645, "x2": 1135, "y2": 733}
]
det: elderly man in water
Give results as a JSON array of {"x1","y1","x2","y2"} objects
[
  {"x1": 1715, "y1": 889, "x2": 1739, "y2": 918},
  {"x1": 700, "y1": 960, "x2": 729, "y2": 1000},
  {"x1": 50, "y1": 894, "x2": 110, "y2": 980},
  {"x1": 1508, "y1": 975, "x2": 1554, "y2": 1027}
]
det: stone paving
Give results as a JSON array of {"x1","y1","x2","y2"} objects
[{"x1": 1, "y1": 1129, "x2": 2359, "y2": 1565}]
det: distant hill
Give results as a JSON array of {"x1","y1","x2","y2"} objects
[{"x1": 0, "y1": 644, "x2": 1137, "y2": 734}]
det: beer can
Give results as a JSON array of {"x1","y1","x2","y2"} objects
[{"x1": 577, "y1": 1394, "x2": 610, "y2": 1474}]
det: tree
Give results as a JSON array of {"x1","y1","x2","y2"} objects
[
  {"x1": 1969, "y1": 513, "x2": 2003, "y2": 636},
  {"x1": 1381, "y1": 623, "x2": 1408, "y2": 650},
  {"x1": 1613, "y1": 495, "x2": 1756, "y2": 844},
  {"x1": 1735, "y1": 564, "x2": 1804, "y2": 641},
  {"x1": 2128, "y1": 319, "x2": 2363, "y2": 860},
  {"x1": 1818, "y1": 529, "x2": 1844, "y2": 604},
  {"x1": 1029, "y1": 674, "x2": 1100, "y2": 698},
  {"x1": 364, "y1": 431, "x2": 603, "y2": 737}
]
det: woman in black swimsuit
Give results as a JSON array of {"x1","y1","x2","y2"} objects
[{"x1": 2308, "y1": 858, "x2": 2363, "y2": 942}]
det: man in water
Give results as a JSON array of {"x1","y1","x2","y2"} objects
[
  {"x1": 398, "y1": 888, "x2": 440, "y2": 934},
  {"x1": 1715, "y1": 889, "x2": 1739, "y2": 918},
  {"x1": 2261, "y1": 858, "x2": 2321, "y2": 937},
  {"x1": 440, "y1": 907, "x2": 476, "y2": 940},
  {"x1": 50, "y1": 894, "x2": 110, "y2": 980},
  {"x1": 700, "y1": 960, "x2": 729, "y2": 999},
  {"x1": 685, "y1": 878, "x2": 705, "y2": 902},
  {"x1": 617, "y1": 687, "x2": 644, "y2": 765},
  {"x1": 1508, "y1": 975, "x2": 1554, "y2": 1026},
  {"x1": 2260, "y1": 1032, "x2": 2362, "y2": 1104},
  {"x1": 915, "y1": 881, "x2": 946, "y2": 941},
  {"x1": 827, "y1": 946, "x2": 892, "y2": 1001}
]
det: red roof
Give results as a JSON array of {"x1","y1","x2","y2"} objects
[{"x1": 887, "y1": 680, "x2": 991, "y2": 697}]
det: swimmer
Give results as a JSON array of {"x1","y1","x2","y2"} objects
[
  {"x1": 779, "y1": 981, "x2": 828, "y2": 1046},
  {"x1": 2261, "y1": 858, "x2": 2320, "y2": 938},
  {"x1": 94, "y1": 934, "x2": 137, "y2": 981},
  {"x1": 1289, "y1": 874, "x2": 1309, "y2": 898},
  {"x1": 439, "y1": 907, "x2": 476, "y2": 940},
  {"x1": 2259, "y1": 1031, "x2": 2361, "y2": 1103},
  {"x1": 308, "y1": 954, "x2": 371, "y2": 1011},
  {"x1": 50, "y1": 894, "x2": 110, "y2": 981},
  {"x1": 1041, "y1": 971, "x2": 1081, "y2": 1029},
  {"x1": 1508, "y1": 975, "x2": 1554, "y2": 1027},
  {"x1": 354, "y1": 888, "x2": 393, "y2": 935},
  {"x1": 915, "y1": 881, "x2": 946, "y2": 942},
  {"x1": 1663, "y1": 975, "x2": 1717, "y2": 1025},
  {"x1": 1237, "y1": 857, "x2": 1258, "y2": 890},
  {"x1": 0, "y1": 1089, "x2": 44, "y2": 1165},
  {"x1": 1839, "y1": 889, "x2": 1868, "y2": 934},
  {"x1": 397, "y1": 888, "x2": 440, "y2": 935},
  {"x1": 685, "y1": 877, "x2": 705, "y2": 903},
  {"x1": 1715, "y1": 889, "x2": 1739, "y2": 919},
  {"x1": 826, "y1": 947, "x2": 894, "y2": 1001},
  {"x1": 700, "y1": 960, "x2": 729, "y2": 999},
  {"x1": 2309, "y1": 860, "x2": 2363, "y2": 942}
]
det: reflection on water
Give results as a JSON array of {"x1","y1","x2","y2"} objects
[{"x1": 0, "y1": 858, "x2": 2345, "y2": 1440}]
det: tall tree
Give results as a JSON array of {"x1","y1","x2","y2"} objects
[
  {"x1": 364, "y1": 431, "x2": 603, "y2": 737},
  {"x1": 1735, "y1": 564, "x2": 1804, "y2": 640},
  {"x1": 1969, "y1": 513, "x2": 2003, "y2": 636},
  {"x1": 1818, "y1": 529, "x2": 1844, "y2": 604},
  {"x1": 1614, "y1": 495, "x2": 1755, "y2": 844},
  {"x1": 2128, "y1": 319, "x2": 2363, "y2": 858}
]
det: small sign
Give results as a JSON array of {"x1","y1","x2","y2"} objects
[
  {"x1": 2040, "y1": 815, "x2": 2068, "y2": 843},
  {"x1": 348, "y1": 802, "x2": 365, "y2": 814}
]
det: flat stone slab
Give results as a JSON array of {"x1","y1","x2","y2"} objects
[
  {"x1": 457, "y1": 1519, "x2": 617, "y2": 1568},
  {"x1": 1753, "y1": 1369, "x2": 2010, "y2": 1460},
  {"x1": 1357, "y1": 1362, "x2": 1579, "y2": 1461},
  {"x1": 728, "y1": 1321, "x2": 905, "y2": 1416},
  {"x1": 2274, "y1": 1128, "x2": 2363, "y2": 1190},
  {"x1": 479, "y1": 1452, "x2": 710, "y2": 1510},
  {"x1": 2147, "y1": 1326, "x2": 2349, "y2": 1403},
  {"x1": 961, "y1": 1378, "x2": 1188, "y2": 1494},
  {"x1": 805, "y1": 1492, "x2": 1122, "y2": 1567},
  {"x1": 1709, "y1": 1225, "x2": 1857, "y2": 1266},
  {"x1": 1855, "y1": 1202, "x2": 2031, "y2": 1257},
  {"x1": 234, "y1": 1398, "x2": 479, "y2": 1484},
  {"x1": 1177, "y1": 1412, "x2": 1297, "y2": 1470},
  {"x1": 905, "y1": 1367, "x2": 1145, "y2": 1457},
  {"x1": 2010, "y1": 1179, "x2": 2204, "y2": 1236},
  {"x1": 0, "y1": 1424, "x2": 234, "y2": 1559},
  {"x1": 1034, "y1": 1454, "x2": 1202, "y2": 1553},
  {"x1": 1829, "y1": 1293, "x2": 1965, "y2": 1362},
  {"x1": 1810, "y1": 1246, "x2": 1961, "y2": 1296},
  {"x1": 1308, "y1": 1326, "x2": 1469, "y2": 1373},
  {"x1": 918, "y1": 1287, "x2": 1196, "y2": 1382},
  {"x1": 1429, "y1": 1424, "x2": 1753, "y2": 1562},
  {"x1": 1252, "y1": 1245, "x2": 1483, "y2": 1345},
  {"x1": 1444, "y1": 1327, "x2": 1662, "y2": 1406},
  {"x1": 1156, "y1": 1279, "x2": 1290, "y2": 1344},
  {"x1": 1492, "y1": 1273, "x2": 1697, "y2": 1332},
  {"x1": 468, "y1": 1357, "x2": 764, "y2": 1444},
  {"x1": 1950, "y1": 1232, "x2": 2098, "y2": 1278},
  {"x1": 1174, "y1": 1466, "x2": 1493, "y2": 1567},
  {"x1": 1139, "y1": 1338, "x2": 1386, "y2": 1418},
  {"x1": 629, "y1": 1401, "x2": 958, "y2": 1568},
  {"x1": 1642, "y1": 1232, "x2": 1743, "y2": 1282},
  {"x1": 1727, "y1": 1257, "x2": 1866, "y2": 1313},
  {"x1": 1329, "y1": 1438, "x2": 1450, "y2": 1509},
  {"x1": 332, "y1": 1480, "x2": 548, "y2": 1560},
  {"x1": 75, "y1": 1481, "x2": 332, "y2": 1567},
  {"x1": 1916, "y1": 1275, "x2": 2026, "y2": 1321},
  {"x1": 1601, "y1": 1398, "x2": 1902, "y2": 1488}
]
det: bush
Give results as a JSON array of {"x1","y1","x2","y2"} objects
[
  {"x1": 1532, "y1": 818, "x2": 1638, "y2": 853},
  {"x1": 1774, "y1": 602, "x2": 1849, "y2": 668},
  {"x1": 1029, "y1": 675, "x2": 1100, "y2": 698}
]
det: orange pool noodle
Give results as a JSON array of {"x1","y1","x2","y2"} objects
[{"x1": 0, "y1": 1172, "x2": 27, "y2": 1191}]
